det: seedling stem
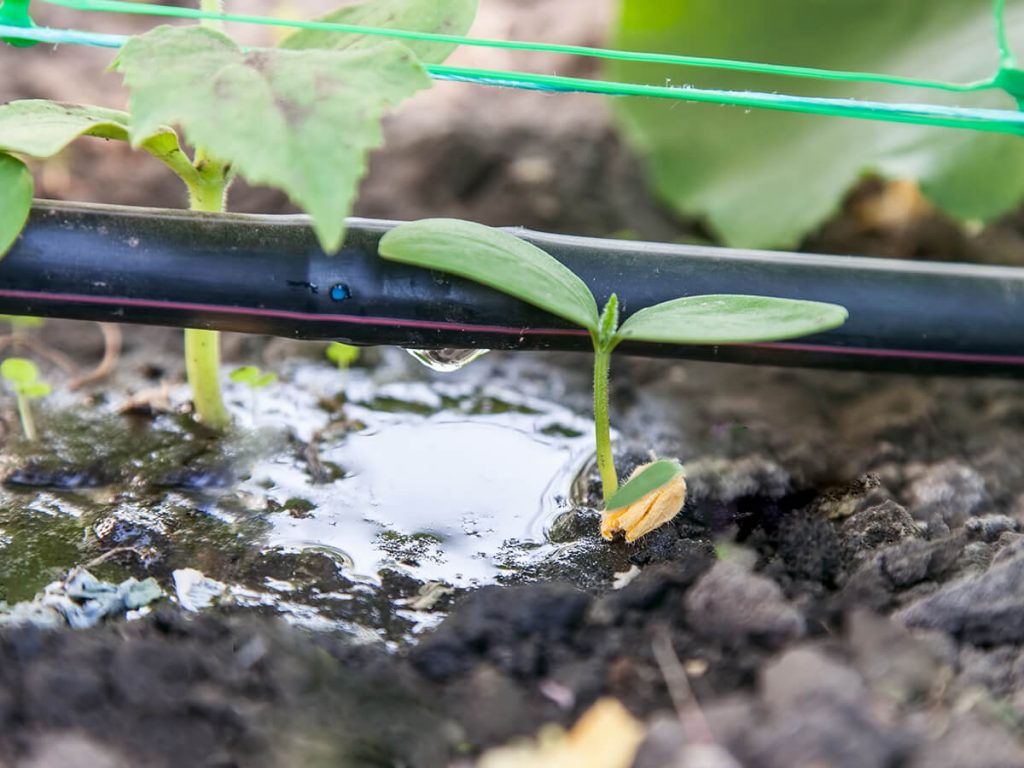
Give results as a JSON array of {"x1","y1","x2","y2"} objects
[
  {"x1": 592, "y1": 343, "x2": 617, "y2": 500},
  {"x1": 182, "y1": 155, "x2": 230, "y2": 430},
  {"x1": 16, "y1": 390, "x2": 36, "y2": 441}
]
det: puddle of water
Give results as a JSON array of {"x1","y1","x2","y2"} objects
[
  {"x1": 257, "y1": 414, "x2": 592, "y2": 587},
  {"x1": 0, "y1": 349, "x2": 601, "y2": 640}
]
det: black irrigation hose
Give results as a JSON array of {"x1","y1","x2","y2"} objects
[{"x1": 1, "y1": 201, "x2": 1024, "y2": 376}]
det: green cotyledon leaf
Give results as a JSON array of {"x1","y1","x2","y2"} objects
[
  {"x1": 114, "y1": 25, "x2": 431, "y2": 253},
  {"x1": 1, "y1": 357, "x2": 40, "y2": 386},
  {"x1": 0, "y1": 100, "x2": 131, "y2": 156},
  {"x1": 378, "y1": 218, "x2": 601, "y2": 332},
  {"x1": 0, "y1": 99, "x2": 197, "y2": 192},
  {"x1": 611, "y1": 0, "x2": 1024, "y2": 248},
  {"x1": 614, "y1": 295, "x2": 848, "y2": 346},
  {"x1": 0, "y1": 99, "x2": 183, "y2": 160},
  {"x1": 279, "y1": 0, "x2": 478, "y2": 65},
  {"x1": 605, "y1": 459, "x2": 683, "y2": 511},
  {"x1": 0, "y1": 153, "x2": 31, "y2": 261}
]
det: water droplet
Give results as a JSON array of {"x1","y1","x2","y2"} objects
[
  {"x1": 405, "y1": 348, "x2": 489, "y2": 372},
  {"x1": 330, "y1": 283, "x2": 350, "y2": 301}
]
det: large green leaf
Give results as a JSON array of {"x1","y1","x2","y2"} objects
[
  {"x1": 0, "y1": 152, "x2": 32, "y2": 260},
  {"x1": 279, "y1": 0, "x2": 478, "y2": 65},
  {"x1": 611, "y1": 0, "x2": 1024, "y2": 248},
  {"x1": 115, "y1": 25, "x2": 431, "y2": 253},
  {"x1": 615, "y1": 295, "x2": 848, "y2": 345},
  {"x1": 378, "y1": 219, "x2": 600, "y2": 331}
]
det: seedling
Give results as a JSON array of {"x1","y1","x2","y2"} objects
[
  {"x1": 1, "y1": 357, "x2": 51, "y2": 441},
  {"x1": 229, "y1": 364, "x2": 276, "y2": 421},
  {"x1": 326, "y1": 342, "x2": 360, "y2": 370},
  {"x1": 379, "y1": 219, "x2": 848, "y2": 541},
  {"x1": 0, "y1": 0, "x2": 478, "y2": 430}
]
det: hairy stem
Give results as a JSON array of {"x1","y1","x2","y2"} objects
[
  {"x1": 16, "y1": 393, "x2": 36, "y2": 441},
  {"x1": 184, "y1": 172, "x2": 230, "y2": 429},
  {"x1": 593, "y1": 343, "x2": 617, "y2": 502}
]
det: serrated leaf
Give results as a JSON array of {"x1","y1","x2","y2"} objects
[
  {"x1": 615, "y1": 295, "x2": 848, "y2": 345},
  {"x1": 379, "y1": 219, "x2": 600, "y2": 332},
  {"x1": 115, "y1": 25, "x2": 430, "y2": 253},
  {"x1": 605, "y1": 459, "x2": 683, "y2": 511},
  {"x1": 279, "y1": 0, "x2": 478, "y2": 65},
  {"x1": 1, "y1": 357, "x2": 39, "y2": 386},
  {"x1": 0, "y1": 153, "x2": 31, "y2": 260},
  {"x1": 611, "y1": 0, "x2": 1024, "y2": 248}
]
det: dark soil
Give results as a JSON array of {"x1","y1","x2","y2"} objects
[{"x1": 4, "y1": 3, "x2": 1024, "y2": 767}]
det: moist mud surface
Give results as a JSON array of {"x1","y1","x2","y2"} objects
[
  {"x1": 6, "y1": 2, "x2": 1024, "y2": 766},
  {"x1": 4, "y1": 333, "x2": 1024, "y2": 767}
]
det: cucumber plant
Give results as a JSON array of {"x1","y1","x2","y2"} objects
[
  {"x1": 0, "y1": 0, "x2": 477, "y2": 429},
  {"x1": 378, "y1": 219, "x2": 848, "y2": 541}
]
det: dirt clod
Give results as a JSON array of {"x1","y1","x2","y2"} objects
[{"x1": 684, "y1": 561, "x2": 805, "y2": 646}]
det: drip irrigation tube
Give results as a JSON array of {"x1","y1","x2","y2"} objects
[{"x1": 1, "y1": 201, "x2": 1023, "y2": 376}]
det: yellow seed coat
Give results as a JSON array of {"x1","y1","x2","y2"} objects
[{"x1": 600, "y1": 462, "x2": 686, "y2": 542}]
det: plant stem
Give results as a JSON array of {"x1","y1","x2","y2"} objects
[
  {"x1": 199, "y1": 0, "x2": 224, "y2": 30},
  {"x1": 184, "y1": 170, "x2": 230, "y2": 430},
  {"x1": 184, "y1": 327, "x2": 229, "y2": 429},
  {"x1": 16, "y1": 393, "x2": 36, "y2": 441},
  {"x1": 593, "y1": 343, "x2": 617, "y2": 502}
]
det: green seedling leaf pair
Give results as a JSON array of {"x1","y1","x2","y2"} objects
[
  {"x1": 229, "y1": 365, "x2": 276, "y2": 423},
  {"x1": 229, "y1": 365, "x2": 277, "y2": 389},
  {"x1": 378, "y1": 219, "x2": 848, "y2": 349},
  {"x1": 326, "y1": 341, "x2": 360, "y2": 369},
  {"x1": 1, "y1": 357, "x2": 51, "y2": 441},
  {"x1": 379, "y1": 218, "x2": 848, "y2": 541}
]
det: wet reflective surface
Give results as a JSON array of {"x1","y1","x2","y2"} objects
[{"x1": 0, "y1": 348, "x2": 602, "y2": 642}]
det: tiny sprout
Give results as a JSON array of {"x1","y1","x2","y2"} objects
[
  {"x1": 229, "y1": 365, "x2": 276, "y2": 422},
  {"x1": 1, "y1": 357, "x2": 51, "y2": 441},
  {"x1": 229, "y1": 365, "x2": 277, "y2": 389},
  {"x1": 326, "y1": 341, "x2": 360, "y2": 370}
]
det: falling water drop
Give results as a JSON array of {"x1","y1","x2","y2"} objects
[{"x1": 405, "y1": 348, "x2": 490, "y2": 372}]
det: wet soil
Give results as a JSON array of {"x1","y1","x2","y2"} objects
[{"x1": 5, "y1": 2, "x2": 1024, "y2": 766}]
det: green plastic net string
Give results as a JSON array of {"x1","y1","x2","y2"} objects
[{"x1": 1, "y1": 0, "x2": 1023, "y2": 135}]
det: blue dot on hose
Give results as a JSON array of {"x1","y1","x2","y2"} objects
[{"x1": 330, "y1": 283, "x2": 350, "y2": 301}]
